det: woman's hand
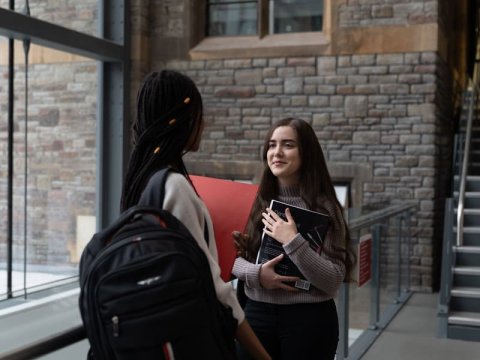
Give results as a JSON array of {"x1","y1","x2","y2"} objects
[
  {"x1": 262, "y1": 207, "x2": 297, "y2": 245},
  {"x1": 259, "y1": 254, "x2": 300, "y2": 291}
]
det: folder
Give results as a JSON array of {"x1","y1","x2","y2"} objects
[{"x1": 190, "y1": 175, "x2": 259, "y2": 282}]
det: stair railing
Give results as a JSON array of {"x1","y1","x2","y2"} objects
[
  {"x1": 456, "y1": 81, "x2": 478, "y2": 246},
  {"x1": 437, "y1": 198, "x2": 456, "y2": 338}
]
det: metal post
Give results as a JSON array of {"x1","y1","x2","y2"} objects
[
  {"x1": 96, "y1": 0, "x2": 129, "y2": 229},
  {"x1": 6, "y1": 0, "x2": 15, "y2": 300},
  {"x1": 437, "y1": 198, "x2": 455, "y2": 338},
  {"x1": 369, "y1": 224, "x2": 382, "y2": 329},
  {"x1": 395, "y1": 215, "x2": 403, "y2": 302},
  {"x1": 405, "y1": 210, "x2": 412, "y2": 292}
]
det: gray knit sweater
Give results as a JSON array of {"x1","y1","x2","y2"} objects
[{"x1": 231, "y1": 184, "x2": 346, "y2": 304}]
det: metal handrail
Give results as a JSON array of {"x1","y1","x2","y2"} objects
[
  {"x1": 456, "y1": 83, "x2": 477, "y2": 246},
  {"x1": 0, "y1": 326, "x2": 85, "y2": 360},
  {"x1": 457, "y1": 23, "x2": 480, "y2": 245},
  {"x1": 348, "y1": 203, "x2": 415, "y2": 232}
]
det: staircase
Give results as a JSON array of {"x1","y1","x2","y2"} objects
[{"x1": 440, "y1": 89, "x2": 480, "y2": 341}]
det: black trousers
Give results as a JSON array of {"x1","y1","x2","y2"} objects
[{"x1": 237, "y1": 299, "x2": 339, "y2": 360}]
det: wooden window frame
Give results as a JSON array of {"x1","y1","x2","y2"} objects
[{"x1": 190, "y1": 0, "x2": 332, "y2": 60}]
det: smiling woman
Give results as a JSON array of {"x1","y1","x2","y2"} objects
[
  {"x1": 266, "y1": 126, "x2": 301, "y2": 187},
  {"x1": 232, "y1": 117, "x2": 356, "y2": 360}
]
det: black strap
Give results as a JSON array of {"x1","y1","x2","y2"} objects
[{"x1": 139, "y1": 168, "x2": 209, "y2": 246}]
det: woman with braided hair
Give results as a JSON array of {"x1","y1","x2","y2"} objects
[{"x1": 120, "y1": 70, "x2": 270, "y2": 359}]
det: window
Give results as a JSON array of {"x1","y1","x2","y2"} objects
[
  {"x1": 206, "y1": 0, "x2": 323, "y2": 36},
  {"x1": 271, "y1": 0, "x2": 323, "y2": 34},
  {"x1": 207, "y1": 0, "x2": 258, "y2": 36},
  {"x1": 0, "y1": 3, "x2": 128, "y2": 302},
  {"x1": 0, "y1": 41, "x2": 98, "y2": 298}
]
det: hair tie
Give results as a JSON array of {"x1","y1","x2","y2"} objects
[
  {"x1": 153, "y1": 146, "x2": 161, "y2": 154},
  {"x1": 137, "y1": 96, "x2": 193, "y2": 147}
]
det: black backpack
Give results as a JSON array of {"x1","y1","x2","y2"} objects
[{"x1": 78, "y1": 169, "x2": 237, "y2": 359}]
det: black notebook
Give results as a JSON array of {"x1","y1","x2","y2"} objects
[{"x1": 256, "y1": 200, "x2": 329, "y2": 291}]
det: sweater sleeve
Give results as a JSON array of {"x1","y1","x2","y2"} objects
[
  {"x1": 231, "y1": 256, "x2": 263, "y2": 289},
  {"x1": 282, "y1": 198, "x2": 347, "y2": 296},
  {"x1": 140, "y1": 172, "x2": 245, "y2": 324},
  {"x1": 283, "y1": 231, "x2": 345, "y2": 296}
]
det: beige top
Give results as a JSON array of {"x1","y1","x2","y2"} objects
[{"x1": 140, "y1": 171, "x2": 245, "y2": 324}]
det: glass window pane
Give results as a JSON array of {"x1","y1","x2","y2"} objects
[
  {"x1": 13, "y1": 0, "x2": 98, "y2": 38},
  {"x1": 0, "y1": 42, "x2": 98, "y2": 298},
  {"x1": 208, "y1": 1, "x2": 257, "y2": 36},
  {"x1": 271, "y1": 0, "x2": 323, "y2": 34}
]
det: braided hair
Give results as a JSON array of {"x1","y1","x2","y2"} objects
[{"x1": 120, "y1": 70, "x2": 203, "y2": 211}]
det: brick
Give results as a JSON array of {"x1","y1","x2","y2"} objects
[
  {"x1": 317, "y1": 57, "x2": 337, "y2": 75},
  {"x1": 308, "y1": 96, "x2": 329, "y2": 107},
  {"x1": 224, "y1": 59, "x2": 252, "y2": 68},
  {"x1": 353, "y1": 131, "x2": 380, "y2": 144},
  {"x1": 377, "y1": 54, "x2": 404, "y2": 65},
  {"x1": 284, "y1": 78, "x2": 303, "y2": 94},
  {"x1": 234, "y1": 69, "x2": 262, "y2": 85},
  {"x1": 345, "y1": 95, "x2": 368, "y2": 117},
  {"x1": 287, "y1": 57, "x2": 315, "y2": 66}
]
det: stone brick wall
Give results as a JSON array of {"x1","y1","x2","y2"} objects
[
  {"x1": 0, "y1": 1, "x2": 98, "y2": 270},
  {"x1": 151, "y1": 50, "x2": 454, "y2": 291},
  {"x1": 1, "y1": 0, "x2": 459, "y2": 291},
  {"x1": 338, "y1": 0, "x2": 438, "y2": 27},
  {"x1": 0, "y1": 0, "x2": 97, "y2": 36},
  {"x1": 130, "y1": 0, "x2": 458, "y2": 291},
  {"x1": 0, "y1": 61, "x2": 97, "y2": 267}
]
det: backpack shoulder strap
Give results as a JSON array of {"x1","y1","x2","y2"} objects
[
  {"x1": 138, "y1": 167, "x2": 171, "y2": 209},
  {"x1": 139, "y1": 168, "x2": 210, "y2": 246}
]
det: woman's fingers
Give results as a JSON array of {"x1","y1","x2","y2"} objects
[{"x1": 260, "y1": 256, "x2": 302, "y2": 291}]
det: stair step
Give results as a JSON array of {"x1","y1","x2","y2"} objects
[
  {"x1": 454, "y1": 175, "x2": 480, "y2": 182},
  {"x1": 453, "y1": 209, "x2": 480, "y2": 226},
  {"x1": 454, "y1": 266, "x2": 480, "y2": 275},
  {"x1": 448, "y1": 311, "x2": 480, "y2": 326},
  {"x1": 454, "y1": 227, "x2": 480, "y2": 234},
  {"x1": 454, "y1": 246, "x2": 480, "y2": 254},
  {"x1": 464, "y1": 209, "x2": 480, "y2": 215},
  {"x1": 454, "y1": 191, "x2": 480, "y2": 198},
  {"x1": 451, "y1": 287, "x2": 480, "y2": 298},
  {"x1": 453, "y1": 193, "x2": 480, "y2": 207}
]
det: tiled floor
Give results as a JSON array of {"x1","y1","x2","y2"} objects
[{"x1": 361, "y1": 292, "x2": 480, "y2": 360}]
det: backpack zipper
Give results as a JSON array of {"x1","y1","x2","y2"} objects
[
  {"x1": 112, "y1": 316, "x2": 120, "y2": 337},
  {"x1": 85, "y1": 230, "x2": 184, "y2": 357},
  {"x1": 84, "y1": 228, "x2": 204, "y2": 355}
]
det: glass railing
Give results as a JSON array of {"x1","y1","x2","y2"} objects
[
  {"x1": 337, "y1": 202, "x2": 416, "y2": 360},
  {"x1": 0, "y1": 202, "x2": 416, "y2": 359}
]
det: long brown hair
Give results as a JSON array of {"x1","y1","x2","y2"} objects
[
  {"x1": 120, "y1": 70, "x2": 203, "y2": 211},
  {"x1": 245, "y1": 118, "x2": 356, "y2": 281}
]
